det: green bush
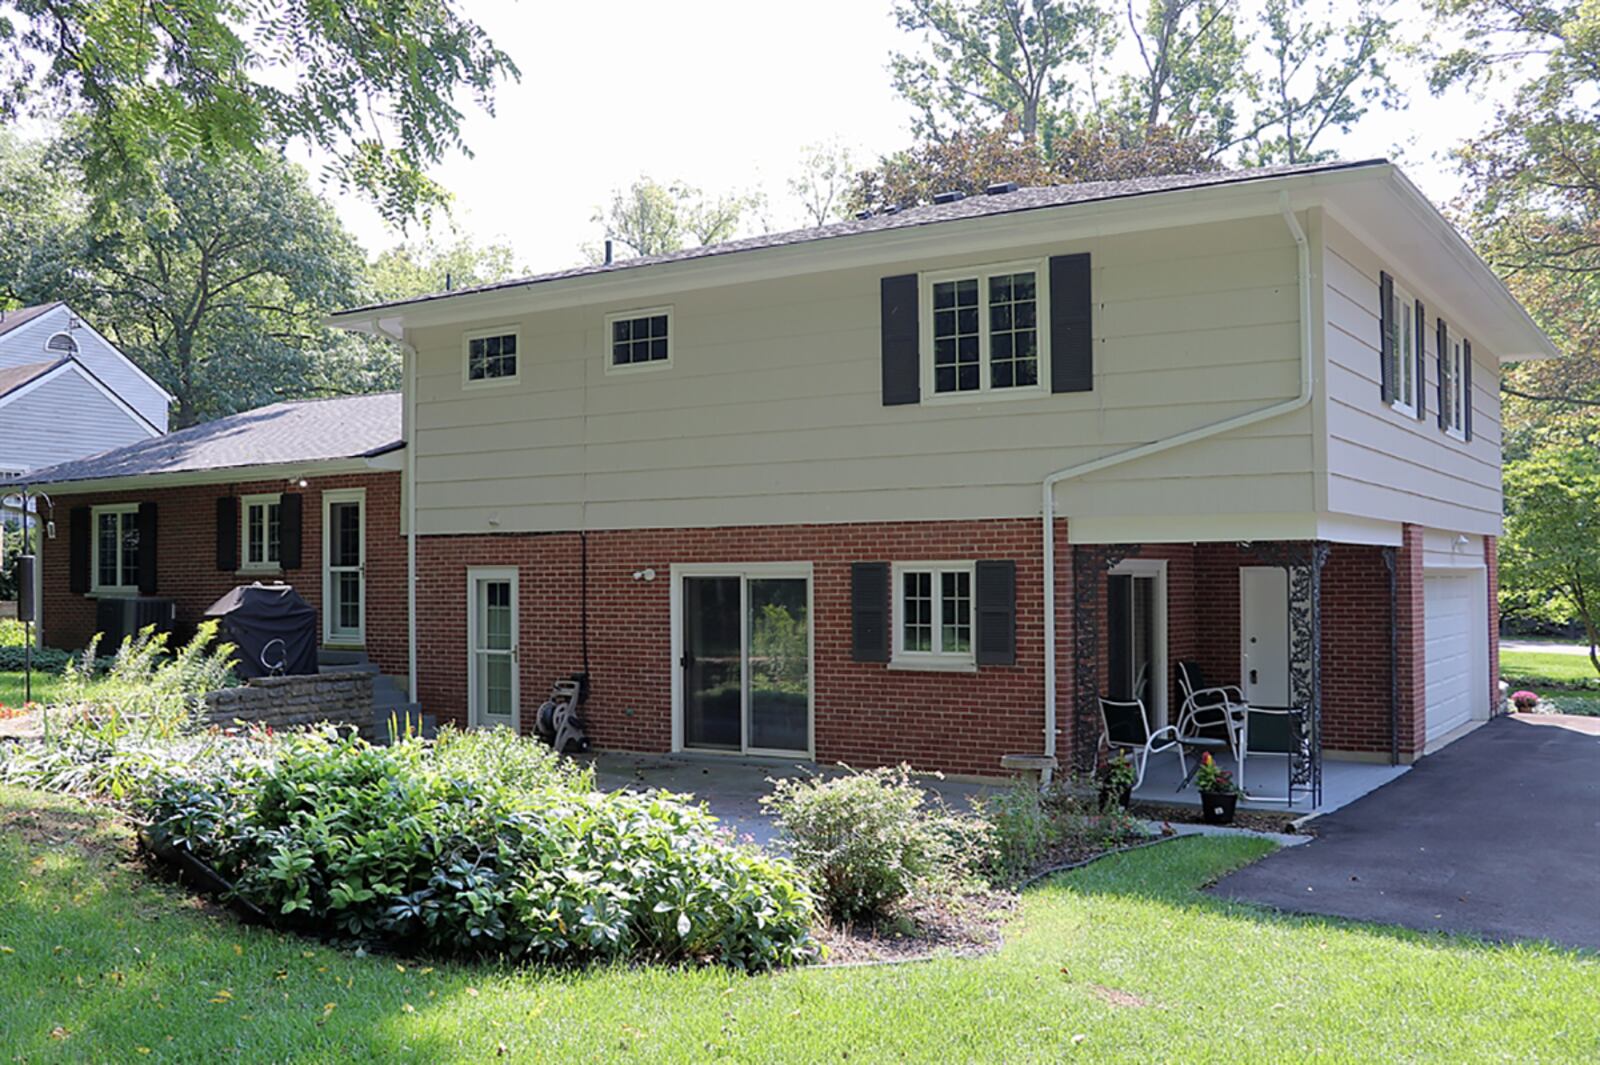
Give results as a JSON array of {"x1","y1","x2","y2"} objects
[
  {"x1": 762, "y1": 765, "x2": 981, "y2": 924},
  {"x1": 140, "y1": 728, "x2": 816, "y2": 970},
  {"x1": 972, "y1": 783, "x2": 1057, "y2": 880},
  {"x1": 0, "y1": 618, "x2": 75, "y2": 674}
]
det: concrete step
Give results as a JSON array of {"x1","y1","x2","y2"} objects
[
  {"x1": 320, "y1": 661, "x2": 379, "y2": 676},
  {"x1": 317, "y1": 648, "x2": 370, "y2": 666}
]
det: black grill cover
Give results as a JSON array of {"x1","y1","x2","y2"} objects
[{"x1": 204, "y1": 583, "x2": 318, "y2": 679}]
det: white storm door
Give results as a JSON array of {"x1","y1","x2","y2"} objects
[
  {"x1": 323, "y1": 489, "x2": 365, "y2": 644},
  {"x1": 1241, "y1": 566, "x2": 1291, "y2": 707},
  {"x1": 468, "y1": 568, "x2": 519, "y2": 730}
]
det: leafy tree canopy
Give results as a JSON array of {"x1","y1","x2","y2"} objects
[
  {"x1": 0, "y1": 0, "x2": 517, "y2": 226},
  {"x1": 366, "y1": 237, "x2": 523, "y2": 304},
  {"x1": 588, "y1": 177, "x2": 764, "y2": 261},
  {"x1": 1501, "y1": 440, "x2": 1600, "y2": 671}
]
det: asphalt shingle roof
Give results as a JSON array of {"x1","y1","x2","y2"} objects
[
  {"x1": 22, "y1": 392, "x2": 403, "y2": 486},
  {"x1": 337, "y1": 159, "x2": 1386, "y2": 318},
  {"x1": 0, "y1": 358, "x2": 65, "y2": 399},
  {"x1": 0, "y1": 302, "x2": 62, "y2": 338}
]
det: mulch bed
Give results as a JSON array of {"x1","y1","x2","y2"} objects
[{"x1": 1126, "y1": 800, "x2": 1308, "y2": 836}]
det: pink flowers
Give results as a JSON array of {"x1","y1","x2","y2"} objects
[{"x1": 1511, "y1": 690, "x2": 1540, "y2": 712}]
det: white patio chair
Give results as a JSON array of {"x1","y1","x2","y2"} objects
[
  {"x1": 1098, "y1": 697, "x2": 1185, "y2": 791},
  {"x1": 1239, "y1": 705, "x2": 1305, "y2": 805},
  {"x1": 1175, "y1": 661, "x2": 1246, "y2": 790}
]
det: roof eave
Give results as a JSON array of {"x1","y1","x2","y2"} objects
[{"x1": 20, "y1": 451, "x2": 403, "y2": 494}]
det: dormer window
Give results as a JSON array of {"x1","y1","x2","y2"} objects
[{"x1": 463, "y1": 327, "x2": 519, "y2": 387}]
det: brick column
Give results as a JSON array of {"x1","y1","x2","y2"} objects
[
  {"x1": 1395, "y1": 523, "x2": 1426, "y2": 758},
  {"x1": 1486, "y1": 534, "x2": 1501, "y2": 714}
]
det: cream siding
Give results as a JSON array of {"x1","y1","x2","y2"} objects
[
  {"x1": 408, "y1": 214, "x2": 1316, "y2": 535},
  {"x1": 1320, "y1": 216, "x2": 1504, "y2": 537}
]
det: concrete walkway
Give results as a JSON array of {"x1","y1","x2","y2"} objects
[
  {"x1": 1211, "y1": 714, "x2": 1600, "y2": 951},
  {"x1": 1501, "y1": 639, "x2": 1594, "y2": 657}
]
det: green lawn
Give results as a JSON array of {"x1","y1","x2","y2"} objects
[
  {"x1": 0, "y1": 669, "x2": 71, "y2": 709},
  {"x1": 1, "y1": 787, "x2": 1595, "y2": 1062},
  {"x1": 1501, "y1": 649, "x2": 1600, "y2": 686}
]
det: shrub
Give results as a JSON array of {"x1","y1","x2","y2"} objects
[
  {"x1": 139, "y1": 728, "x2": 816, "y2": 971},
  {"x1": 972, "y1": 783, "x2": 1056, "y2": 880},
  {"x1": 762, "y1": 764, "x2": 977, "y2": 924}
]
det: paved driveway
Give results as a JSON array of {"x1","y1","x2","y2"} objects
[{"x1": 1212, "y1": 714, "x2": 1600, "y2": 951}]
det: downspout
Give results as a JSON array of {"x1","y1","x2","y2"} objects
[
  {"x1": 374, "y1": 318, "x2": 419, "y2": 698},
  {"x1": 1039, "y1": 191, "x2": 1315, "y2": 772}
]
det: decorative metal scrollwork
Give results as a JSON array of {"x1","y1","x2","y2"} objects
[{"x1": 1071, "y1": 543, "x2": 1141, "y2": 774}]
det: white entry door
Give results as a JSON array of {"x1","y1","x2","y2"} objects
[
  {"x1": 1241, "y1": 566, "x2": 1291, "y2": 707},
  {"x1": 468, "y1": 568, "x2": 519, "y2": 730},
  {"x1": 323, "y1": 489, "x2": 365, "y2": 644}
]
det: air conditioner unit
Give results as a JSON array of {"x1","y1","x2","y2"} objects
[{"x1": 95, "y1": 597, "x2": 176, "y2": 650}]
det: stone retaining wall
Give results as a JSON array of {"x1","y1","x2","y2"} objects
[{"x1": 204, "y1": 671, "x2": 375, "y2": 739}]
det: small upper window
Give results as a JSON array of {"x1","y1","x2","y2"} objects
[
  {"x1": 91, "y1": 504, "x2": 139, "y2": 593},
  {"x1": 241, "y1": 494, "x2": 281, "y2": 570},
  {"x1": 925, "y1": 263, "x2": 1044, "y2": 397},
  {"x1": 607, "y1": 308, "x2": 672, "y2": 371},
  {"x1": 464, "y1": 329, "x2": 519, "y2": 385},
  {"x1": 45, "y1": 331, "x2": 78, "y2": 355},
  {"x1": 1387, "y1": 282, "x2": 1417, "y2": 416},
  {"x1": 892, "y1": 563, "x2": 974, "y2": 668},
  {"x1": 1442, "y1": 334, "x2": 1467, "y2": 440}
]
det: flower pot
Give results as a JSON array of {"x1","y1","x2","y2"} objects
[
  {"x1": 1200, "y1": 791, "x2": 1238, "y2": 825},
  {"x1": 1098, "y1": 785, "x2": 1133, "y2": 811}
]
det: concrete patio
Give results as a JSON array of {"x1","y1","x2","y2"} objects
[{"x1": 1131, "y1": 749, "x2": 1410, "y2": 817}]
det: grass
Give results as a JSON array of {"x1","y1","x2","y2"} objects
[
  {"x1": 1, "y1": 786, "x2": 1595, "y2": 1062},
  {"x1": 0, "y1": 670, "x2": 72, "y2": 709},
  {"x1": 1500, "y1": 649, "x2": 1600, "y2": 686}
]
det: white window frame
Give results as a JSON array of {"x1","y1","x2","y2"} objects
[
  {"x1": 890, "y1": 561, "x2": 977, "y2": 671},
  {"x1": 1444, "y1": 333, "x2": 1468, "y2": 441},
  {"x1": 1389, "y1": 281, "x2": 1418, "y2": 417},
  {"x1": 461, "y1": 325, "x2": 522, "y2": 389},
  {"x1": 604, "y1": 305, "x2": 674, "y2": 375},
  {"x1": 920, "y1": 259, "x2": 1050, "y2": 402},
  {"x1": 89, "y1": 503, "x2": 140, "y2": 595},
  {"x1": 239, "y1": 492, "x2": 282, "y2": 573}
]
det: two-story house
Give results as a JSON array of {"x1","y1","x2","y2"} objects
[
  {"x1": 27, "y1": 159, "x2": 1555, "y2": 809},
  {"x1": 0, "y1": 302, "x2": 170, "y2": 479}
]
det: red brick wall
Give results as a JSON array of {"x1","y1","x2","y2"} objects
[
  {"x1": 1485, "y1": 533, "x2": 1500, "y2": 713},
  {"x1": 40, "y1": 472, "x2": 407, "y2": 678},
  {"x1": 415, "y1": 519, "x2": 1068, "y2": 778},
  {"x1": 1319, "y1": 543, "x2": 1395, "y2": 755}
]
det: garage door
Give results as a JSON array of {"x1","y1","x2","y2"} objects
[{"x1": 1424, "y1": 574, "x2": 1480, "y2": 743}]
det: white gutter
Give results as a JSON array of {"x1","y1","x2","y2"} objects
[
  {"x1": 374, "y1": 318, "x2": 420, "y2": 697},
  {"x1": 1038, "y1": 191, "x2": 1315, "y2": 773}
]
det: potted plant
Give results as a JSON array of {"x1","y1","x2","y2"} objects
[
  {"x1": 1193, "y1": 753, "x2": 1239, "y2": 825},
  {"x1": 1511, "y1": 690, "x2": 1540, "y2": 713},
  {"x1": 1098, "y1": 751, "x2": 1137, "y2": 811}
]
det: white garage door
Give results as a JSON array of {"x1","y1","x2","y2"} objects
[{"x1": 1424, "y1": 574, "x2": 1481, "y2": 743}]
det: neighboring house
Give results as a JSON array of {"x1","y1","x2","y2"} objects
[
  {"x1": 0, "y1": 302, "x2": 171, "y2": 479},
  {"x1": 24, "y1": 394, "x2": 406, "y2": 681},
  {"x1": 28, "y1": 159, "x2": 1555, "y2": 807}
]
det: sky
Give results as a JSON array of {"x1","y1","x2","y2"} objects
[{"x1": 316, "y1": 0, "x2": 1515, "y2": 276}]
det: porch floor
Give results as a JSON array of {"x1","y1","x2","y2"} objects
[{"x1": 1131, "y1": 750, "x2": 1409, "y2": 816}]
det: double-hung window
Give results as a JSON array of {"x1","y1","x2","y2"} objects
[
  {"x1": 91, "y1": 504, "x2": 140, "y2": 594},
  {"x1": 1387, "y1": 281, "x2": 1418, "y2": 416},
  {"x1": 463, "y1": 328, "x2": 519, "y2": 386},
  {"x1": 241, "y1": 494, "x2": 282, "y2": 571},
  {"x1": 924, "y1": 262, "x2": 1046, "y2": 396},
  {"x1": 1441, "y1": 333, "x2": 1467, "y2": 439},
  {"x1": 893, "y1": 562, "x2": 974, "y2": 668}
]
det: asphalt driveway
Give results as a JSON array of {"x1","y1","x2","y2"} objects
[{"x1": 1212, "y1": 714, "x2": 1600, "y2": 951}]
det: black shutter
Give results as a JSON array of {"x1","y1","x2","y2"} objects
[
  {"x1": 1378, "y1": 271, "x2": 1394, "y2": 403},
  {"x1": 68, "y1": 506, "x2": 90, "y2": 594},
  {"x1": 975, "y1": 560, "x2": 1016, "y2": 666},
  {"x1": 1414, "y1": 299, "x2": 1427, "y2": 422},
  {"x1": 1050, "y1": 253, "x2": 1093, "y2": 393},
  {"x1": 136, "y1": 501, "x2": 157, "y2": 594},
  {"x1": 851, "y1": 562, "x2": 889, "y2": 662},
  {"x1": 880, "y1": 274, "x2": 919, "y2": 406},
  {"x1": 279, "y1": 492, "x2": 303, "y2": 570},
  {"x1": 1462, "y1": 338, "x2": 1473, "y2": 441},
  {"x1": 216, "y1": 496, "x2": 238, "y2": 571},
  {"x1": 1436, "y1": 318, "x2": 1448, "y2": 431}
]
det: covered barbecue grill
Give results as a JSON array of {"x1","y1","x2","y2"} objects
[{"x1": 204, "y1": 583, "x2": 318, "y2": 679}]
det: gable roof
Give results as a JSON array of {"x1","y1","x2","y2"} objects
[
  {"x1": 0, "y1": 302, "x2": 64, "y2": 339},
  {"x1": 20, "y1": 392, "x2": 403, "y2": 487},
  {"x1": 0, "y1": 358, "x2": 66, "y2": 398},
  {"x1": 337, "y1": 160, "x2": 1383, "y2": 319}
]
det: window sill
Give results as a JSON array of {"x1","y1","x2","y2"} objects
[
  {"x1": 85, "y1": 588, "x2": 139, "y2": 599},
  {"x1": 887, "y1": 657, "x2": 978, "y2": 674},
  {"x1": 920, "y1": 385, "x2": 1050, "y2": 406},
  {"x1": 1390, "y1": 400, "x2": 1417, "y2": 418},
  {"x1": 237, "y1": 568, "x2": 283, "y2": 578}
]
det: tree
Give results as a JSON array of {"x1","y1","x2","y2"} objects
[
  {"x1": 1501, "y1": 441, "x2": 1600, "y2": 674},
  {"x1": 845, "y1": 119, "x2": 1215, "y2": 214},
  {"x1": 366, "y1": 237, "x2": 522, "y2": 303},
  {"x1": 0, "y1": 132, "x2": 81, "y2": 306},
  {"x1": 789, "y1": 141, "x2": 858, "y2": 227},
  {"x1": 1115, "y1": 0, "x2": 1250, "y2": 149},
  {"x1": 588, "y1": 177, "x2": 761, "y2": 261},
  {"x1": 889, "y1": 0, "x2": 1114, "y2": 143},
  {"x1": 0, "y1": 0, "x2": 517, "y2": 225},
  {"x1": 72, "y1": 152, "x2": 386, "y2": 426}
]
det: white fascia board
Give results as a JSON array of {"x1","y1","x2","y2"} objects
[
  {"x1": 0, "y1": 359, "x2": 161, "y2": 437},
  {"x1": 25, "y1": 455, "x2": 398, "y2": 496},
  {"x1": 330, "y1": 166, "x2": 1387, "y2": 333}
]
